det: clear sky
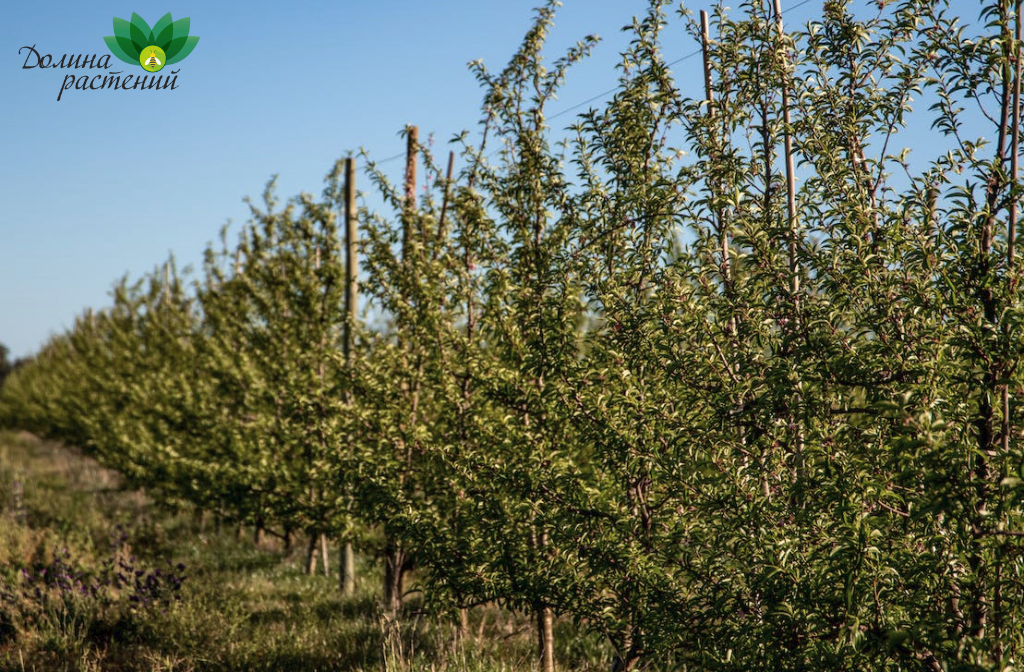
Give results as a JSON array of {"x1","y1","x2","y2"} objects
[{"x1": 0, "y1": 0, "x2": 980, "y2": 360}]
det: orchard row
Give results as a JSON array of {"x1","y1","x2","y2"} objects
[{"x1": 4, "y1": 2, "x2": 1024, "y2": 669}]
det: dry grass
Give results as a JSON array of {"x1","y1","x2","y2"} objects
[{"x1": 0, "y1": 431, "x2": 616, "y2": 672}]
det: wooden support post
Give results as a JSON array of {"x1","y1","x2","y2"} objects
[
  {"x1": 700, "y1": 9, "x2": 731, "y2": 304},
  {"x1": 700, "y1": 10, "x2": 714, "y2": 116},
  {"x1": 344, "y1": 157, "x2": 359, "y2": 359},
  {"x1": 341, "y1": 155, "x2": 358, "y2": 597},
  {"x1": 772, "y1": 0, "x2": 804, "y2": 485},
  {"x1": 381, "y1": 126, "x2": 419, "y2": 614},
  {"x1": 772, "y1": 0, "x2": 798, "y2": 297},
  {"x1": 1011, "y1": 0, "x2": 1021, "y2": 268},
  {"x1": 1004, "y1": 0, "x2": 1022, "y2": 455}
]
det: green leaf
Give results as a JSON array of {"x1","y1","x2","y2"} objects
[
  {"x1": 152, "y1": 13, "x2": 175, "y2": 50},
  {"x1": 171, "y1": 17, "x2": 191, "y2": 41},
  {"x1": 111, "y1": 17, "x2": 141, "y2": 60},
  {"x1": 117, "y1": 36, "x2": 141, "y2": 62},
  {"x1": 130, "y1": 13, "x2": 153, "y2": 51},
  {"x1": 112, "y1": 16, "x2": 132, "y2": 41},
  {"x1": 103, "y1": 36, "x2": 137, "y2": 65},
  {"x1": 165, "y1": 36, "x2": 199, "y2": 65},
  {"x1": 163, "y1": 34, "x2": 187, "y2": 61}
]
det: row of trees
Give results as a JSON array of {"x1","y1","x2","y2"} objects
[
  {"x1": 0, "y1": 345, "x2": 12, "y2": 387},
  {"x1": 5, "y1": 0, "x2": 1024, "y2": 668},
  {"x1": 0, "y1": 344, "x2": 27, "y2": 388}
]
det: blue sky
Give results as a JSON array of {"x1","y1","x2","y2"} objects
[{"x1": 0, "y1": 0, "x2": 982, "y2": 360}]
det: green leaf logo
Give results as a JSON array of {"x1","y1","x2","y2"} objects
[{"x1": 103, "y1": 12, "x2": 200, "y2": 71}]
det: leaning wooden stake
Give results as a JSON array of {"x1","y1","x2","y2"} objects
[{"x1": 340, "y1": 156, "x2": 358, "y2": 597}]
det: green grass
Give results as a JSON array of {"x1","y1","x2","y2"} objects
[{"x1": 0, "y1": 431, "x2": 613, "y2": 672}]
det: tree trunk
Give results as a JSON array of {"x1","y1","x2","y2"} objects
[
  {"x1": 611, "y1": 656, "x2": 637, "y2": 672},
  {"x1": 319, "y1": 532, "x2": 330, "y2": 577},
  {"x1": 340, "y1": 540, "x2": 356, "y2": 596},
  {"x1": 611, "y1": 625, "x2": 642, "y2": 671},
  {"x1": 305, "y1": 532, "x2": 319, "y2": 575},
  {"x1": 384, "y1": 539, "x2": 405, "y2": 614},
  {"x1": 611, "y1": 647, "x2": 640, "y2": 671},
  {"x1": 537, "y1": 604, "x2": 555, "y2": 672}
]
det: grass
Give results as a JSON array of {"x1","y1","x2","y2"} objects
[{"x1": 0, "y1": 431, "x2": 614, "y2": 672}]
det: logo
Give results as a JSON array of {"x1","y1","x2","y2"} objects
[
  {"x1": 103, "y1": 12, "x2": 199, "y2": 72},
  {"x1": 20, "y1": 11, "x2": 198, "y2": 101}
]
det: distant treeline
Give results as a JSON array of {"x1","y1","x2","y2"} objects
[{"x1": 0, "y1": 344, "x2": 29, "y2": 389}]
